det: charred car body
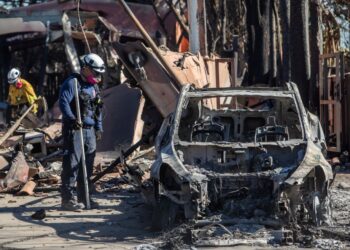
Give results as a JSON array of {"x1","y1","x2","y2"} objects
[{"x1": 151, "y1": 82, "x2": 333, "y2": 229}]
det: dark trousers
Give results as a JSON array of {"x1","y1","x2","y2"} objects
[
  {"x1": 61, "y1": 125, "x2": 96, "y2": 204},
  {"x1": 6, "y1": 104, "x2": 27, "y2": 122}
]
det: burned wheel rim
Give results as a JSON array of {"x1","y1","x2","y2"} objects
[{"x1": 311, "y1": 192, "x2": 321, "y2": 226}]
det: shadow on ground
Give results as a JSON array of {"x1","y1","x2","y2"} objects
[{"x1": 0, "y1": 190, "x2": 159, "y2": 247}]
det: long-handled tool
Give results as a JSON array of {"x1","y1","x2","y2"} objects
[{"x1": 73, "y1": 78, "x2": 90, "y2": 209}]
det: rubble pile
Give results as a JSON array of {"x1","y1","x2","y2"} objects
[
  {"x1": 150, "y1": 202, "x2": 350, "y2": 249},
  {"x1": 145, "y1": 172, "x2": 350, "y2": 249},
  {"x1": 0, "y1": 121, "x2": 64, "y2": 195},
  {"x1": 95, "y1": 147, "x2": 155, "y2": 199},
  {"x1": 0, "y1": 120, "x2": 152, "y2": 197}
]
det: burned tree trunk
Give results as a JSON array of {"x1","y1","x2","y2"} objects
[
  {"x1": 290, "y1": 0, "x2": 311, "y2": 106},
  {"x1": 245, "y1": 0, "x2": 271, "y2": 84},
  {"x1": 279, "y1": 0, "x2": 290, "y2": 83},
  {"x1": 205, "y1": 0, "x2": 245, "y2": 57},
  {"x1": 243, "y1": 0, "x2": 318, "y2": 107},
  {"x1": 244, "y1": 0, "x2": 283, "y2": 86},
  {"x1": 271, "y1": 0, "x2": 283, "y2": 85},
  {"x1": 309, "y1": 0, "x2": 322, "y2": 113},
  {"x1": 204, "y1": 0, "x2": 321, "y2": 108},
  {"x1": 205, "y1": 0, "x2": 222, "y2": 53}
]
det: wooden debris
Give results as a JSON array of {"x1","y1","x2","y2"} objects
[
  {"x1": 17, "y1": 180, "x2": 36, "y2": 196},
  {"x1": 1, "y1": 135, "x2": 23, "y2": 148},
  {"x1": 0, "y1": 100, "x2": 38, "y2": 147},
  {"x1": 0, "y1": 156, "x2": 9, "y2": 171},
  {"x1": 28, "y1": 167, "x2": 40, "y2": 178},
  {"x1": 1, "y1": 151, "x2": 29, "y2": 190}
]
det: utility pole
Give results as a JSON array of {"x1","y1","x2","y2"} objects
[{"x1": 187, "y1": 0, "x2": 207, "y2": 56}]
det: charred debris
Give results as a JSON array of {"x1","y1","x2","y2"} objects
[{"x1": 0, "y1": 0, "x2": 350, "y2": 249}]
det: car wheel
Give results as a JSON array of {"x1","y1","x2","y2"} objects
[{"x1": 152, "y1": 196, "x2": 178, "y2": 231}]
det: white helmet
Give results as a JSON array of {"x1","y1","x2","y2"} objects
[
  {"x1": 82, "y1": 53, "x2": 105, "y2": 73},
  {"x1": 8, "y1": 68, "x2": 21, "y2": 84}
]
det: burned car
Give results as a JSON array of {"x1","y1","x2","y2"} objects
[{"x1": 151, "y1": 82, "x2": 333, "y2": 230}]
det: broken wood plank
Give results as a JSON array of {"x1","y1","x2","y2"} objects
[
  {"x1": 1, "y1": 135, "x2": 22, "y2": 148},
  {"x1": 0, "y1": 98, "x2": 41, "y2": 147},
  {"x1": 17, "y1": 180, "x2": 36, "y2": 196}
]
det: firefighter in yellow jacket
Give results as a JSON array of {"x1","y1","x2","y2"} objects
[{"x1": 7, "y1": 68, "x2": 38, "y2": 119}]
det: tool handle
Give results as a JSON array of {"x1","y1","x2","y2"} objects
[{"x1": 73, "y1": 78, "x2": 91, "y2": 209}]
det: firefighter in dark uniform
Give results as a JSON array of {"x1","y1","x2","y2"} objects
[{"x1": 59, "y1": 53, "x2": 105, "y2": 210}]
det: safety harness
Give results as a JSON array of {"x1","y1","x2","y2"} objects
[{"x1": 69, "y1": 73, "x2": 103, "y2": 122}]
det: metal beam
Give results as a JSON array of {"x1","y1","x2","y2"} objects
[{"x1": 118, "y1": 0, "x2": 183, "y2": 89}]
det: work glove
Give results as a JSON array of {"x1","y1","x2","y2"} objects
[
  {"x1": 95, "y1": 130, "x2": 102, "y2": 141},
  {"x1": 71, "y1": 120, "x2": 83, "y2": 130}
]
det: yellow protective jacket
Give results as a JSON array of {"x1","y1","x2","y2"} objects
[{"x1": 7, "y1": 78, "x2": 38, "y2": 113}]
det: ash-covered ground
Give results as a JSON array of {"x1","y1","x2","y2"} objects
[
  {"x1": 0, "y1": 152, "x2": 349, "y2": 250},
  {"x1": 101, "y1": 159, "x2": 350, "y2": 250},
  {"x1": 143, "y1": 172, "x2": 350, "y2": 250}
]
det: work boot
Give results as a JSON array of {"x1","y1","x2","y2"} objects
[
  {"x1": 78, "y1": 198, "x2": 100, "y2": 209},
  {"x1": 61, "y1": 200, "x2": 85, "y2": 211}
]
